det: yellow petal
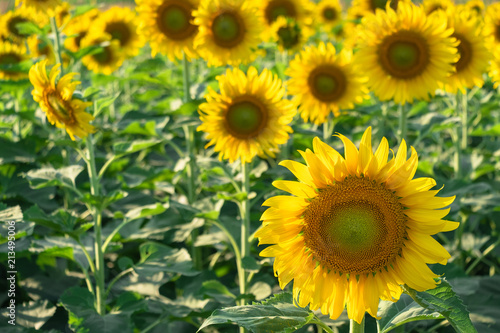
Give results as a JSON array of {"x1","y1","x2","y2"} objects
[
  {"x1": 279, "y1": 160, "x2": 316, "y2": 187},
  {"x1": 335, "y1": 133, "x2": 359, "y2": 175},
  {"x1": 273, "y1": 180, "x2": 317, "y2": 198},
  {"x1": 358, "y1": 127, "x2": 373, "y2": 175}
]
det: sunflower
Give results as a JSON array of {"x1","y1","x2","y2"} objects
[
  {"x1": 27, "y1": 35, "x2": 56, "y2": 64},
  {"x1": 256, "y1": 127, "x2": 458, "y2": 323},
  {"x1": 258, "y1": 0, "x2": 313, "y2": 41},
  {"x1": 286, "y1": 42, "x2": 368, "y2": 125},
  {"x1": 193, "y1": 0, "x2": 264, "y2": 67},
  {"x1": 29, "y1": 60, "x2": 95, "y2": 140},
  {"x1": 0, "y1": 40, "x2": 29, "y2": 81},
  {"x1": 15, "y1": 0, "x2": 61, "y2": 14},
  {"x1": 422, "y1": 0, "x2": 454, "y2": 16},
  {"x1": 91, "y1": 6, "x2": 144, "y2": 58},
  {"x1": 488, "y1": 52, "x2": 500, "y2": 88},
  {"x1": 484, "y1": 3, "x2": 500, "y2": 50},
  {"x1": 135, "y1": 0, "x2": 199, "y2": 61},
  {"x1": 441, "y1": 8, "x2": 490, "y2": 94},
  {"x1": 197, "y1": 67, "x2": 296, "y2": 163},
  {"x1": 0, "y1": 7, "x2": 46, "y2": 44},
  {"x1": 350, "y1": 0, "x2": 402, "y2": 16},
  {"x1": 270, "y1": 16, "x2": 311, "y2": 53},
  {"x1": 465, "y1": 0, "x2": 484, "y2": 16},
  {"x1": 80, "y1": 33, "x2": 125, "y2": 75},
  {"x1": 54, "y1": 2, "x2": 72, "y2": 28},
  {"x1": 315, "y1": 0, "x2": 342, "y2": 33},
  {"x1": 355, "y1": 2, "x2": 458, "y2": 104},
  {"x1": 63, "y1": 8, "x2": 100, "y2": 53}
]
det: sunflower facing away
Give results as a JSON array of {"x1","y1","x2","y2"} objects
[
  {"x1": 441, "y1": 7, "x2": 491, "y2": 94},
  {"x1": 29, "y1": 60, "x2": 95, "y2": 140},
  {"x1": 355, "y1": 2, "x2": 458, "y2": 104},
  {"x1": 91, "y1": 6, "x2": 144, "y2": 58},
  {"x1": 0, "y1": 40, "x2": 29, "y2": 81},
  {"x1": 135, "y1": 0, "x2": 199, "y2": 61},
  {"x1": 193, "y1": 0, "x2": 264, "y2": 67},
  {"x1": 197, "y1": 67, "x2": 296, "y2": 163},
  {"x1": 256, "y1": 127, "x2": 458, "y2": 323},
  {"x1": 286, "y1": 42, "x2": 368, "y2": 125}
]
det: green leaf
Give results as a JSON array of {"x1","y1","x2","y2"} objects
[
  {"x1": 113, "y1": 139, "x2": 162, "y2": 157},
  {"x1": 470, "y1": 124, "x2": 500, "y2": 136},
  {"x1": 95, "y1": 92, "x2": 120, "y2": 118},
  {"x1": 24, "y1": 165, "x2": 84, "y2": 189},
  {"x1": 0, "y1": 137, "x2": 36, "y2": 164},
  {"x1": 198, "y1": 292, "x2": 315, "y2": 333},
  {"x1": 60, "y1": 287, "x2": 133, "y2": 333},
  {"x1": 201, "y1": 280, "x2": 236, "y2": 304},
  {"x1": 124, "y1": 202, "x2": 169, "y2": 222},
  {"x1": 378, "y1": 294, "x2": 444, "y2": 332},
  {"x1": 15, "y1": 300, "x2": 56, "y2": 329},
  {"x1": 405, "y1": 278, "x2": 477, "y2": 333},
  {"x1": 135, "y1": 242, "x2": 198, "y2": 277},
  {"x1": 0, "y1": 205, "x2": 22, "y2": 222}
]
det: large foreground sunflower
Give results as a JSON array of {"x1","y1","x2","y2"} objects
[
  {"x1": 91, "y1": 6, "x2": 144, "y2": 57},
  {"x1": 136, "y1": 0, "x2": 199, "y2": 61},
  {"x1": 193, "y1": 0, "x2": 264, "y2": 67},
  {"x1": 0, "y1": 40, "x2": 29, "y2": 81},
  {"x1": 256, "y1": 127, "x2": 458, "y2": 323},
  {"x1": 441, "y1": 8, "x2": 490, "y2": 94},
  {"x1": 29, "y1": 60, "x2": 95, "y2": 140},
  {"x1": 355, "y1": 2, "x2": 458, "y2": 104},
  {"x1": 197, "y1": 67, "x2": 296, "y2": 163},
  {"x1": 286, "y1": 42, "x2": 368, "y2": 125}
]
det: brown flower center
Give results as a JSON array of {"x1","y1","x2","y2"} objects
[
  {"x1": 224, "y1": 96, "x2": 268, "y2": 139},
  {"x1": 303, "y1": 176, "x2": 407, "y2": 275},
  {"x1": 378, "y1": 30, "x2": 430, "y2": 79},
  {"x1": 45, "y1": 91, "x2": 76, "y2": 125},
  {"x1": 322, "y1": 7, "x2": 338, "y2": 21},
  {"x1": 265, "y1": 0, "x2": 297, "y2": 24},
  {"x1": 308, "y1": 65, "x2": 347, "y2": 102},
  {"x1": 453, "y1": 33, "x2": 472, "y2": 72},
  {"x1": 105, "y1": 21, "x2": 132, "y2": 47},
  {"x1": 156, "y1": 1, "x2": 197, "y2": 40}
]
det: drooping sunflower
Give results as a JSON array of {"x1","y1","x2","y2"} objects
[
  {"x1": 355, "y1": 2, "x2": 458, "y2": 104},
  {"x1": 91, "y1": 6, "x2": 144, "y2": 58},
  {"x1": 197, "y1": 67, "x2": 296, "y2": 164},
  {"x1": 286, "y1": 42, "x2": 368, "y2": 125},
  {"x1": 63, "y1": 8, "x2": 100, "y2": 53},
  {"x1": 29, "y1": 60, "x2": 95, "y2": 140},
  {"x1": 315, "y1": 0, "x2": 343, "y2": 33},
  {"x1": 80, "y1": 33, "x2": 125, "y2": 75},
  {"x1": 422, "y1": 0, "x2": 454, "y2": 16},
  {"x1": 0, "y1": 7, "x2": 46, "y2": 44},
  {"x1": 270, "y1": 16, "x2": 311, "y2": 53},
  {"x1": 193, "y1": 0, "x2": 264, "y2": 67},
  {"x1": 441, "y1": 8, "x2": 491, "y2": 94},
  {"x1": 258, "y1": 0, "x2": 313, "y2": 40},
  {"x1": 135, "y1": 0, "x2": 199, "y2": 61},
  {"x1": 0, "y1": 40, "x2": 29, "y2": 81},
  {"x1": 256, "y1": 127, "x2": 458, "y2": 323},
  {"x1": 15, "y1": 0, "x2": 61, "y2": 14}
]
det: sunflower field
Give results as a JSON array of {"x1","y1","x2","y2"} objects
[{"x1": 0, "y1": 0, "x2": 499, "y2": 332}]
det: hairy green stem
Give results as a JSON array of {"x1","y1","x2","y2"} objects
[
  {"x1": 239, "y1": 162, "x2": 251, "y2": 299},
  {"x1": 312, "y1": 318, "x2": 334, "y2": 333},
  {"x1": 86, "y1": 133, "x2": 105, "y2": 315},
  {"x1": 461, "y1": 89, "x2": 468, "y2": 151},
  {"x1": 350, "y1": 317, "x2": 365, "y2": 333},
  {"x1": 50, "y1": 16, "x2": 64, "y2": 76}
]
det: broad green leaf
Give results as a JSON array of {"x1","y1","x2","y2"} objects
[
  {"x1": 124, "y1": 202, "x2": 169, "y2": 221},
  {"x1": 113, "y1": 139, "x2": 162, "y2": 157},
  {"x1": 24, "y1": 165, "x2": 84, "y2": 189},
  {"x1": 60, "y1": 287, "x2": 133, "y2": 333},
  {"x1": 95, "y1": 92, "x2": 120, "y2": 118},
  {"x1": 198, "y1": 292, "x2": 315, "y2": 333},
  {"x1": 15, "y1": 300, "x2": 56, "y2": 329},
  {"x1": 470, "y1": 124, "x2": 500, "y2": 136},
  {"x1": 24, "y1": 205, "x2": 92, "y2": 236},
  {"x1": 201, "y1": 280, "x2": 236, "y2": 304},
  {"x1": 405, "y1": 278, "x2": 477, "y2": 333},
  {"x1": 0, "y1": 137, "x2": 36, "y2": 164},
  {"x1": 135, "y1": 242, "x2": 198, "y2": 276},
  {"x1": 121, "y1": 120, "x2": 158, "y2": 137},
  {"x1": 378, "y1": 294, "x2": 444, "y2": 332},
  {"x1": 0, "y1": 205, "x2": 22, "y2": 222}
]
